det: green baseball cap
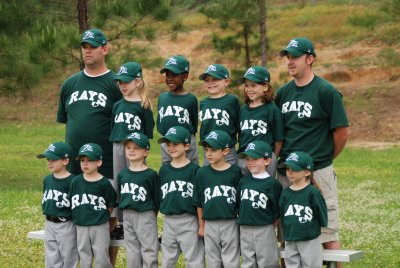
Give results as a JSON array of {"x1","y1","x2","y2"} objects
[
  {"x1": 160, "y1": 55, "x2": 190, "y2": 74},
  {"x1": 80, "y1": 29, "x2": 107, "y2": 47},
  {"x1": 37, "y1": 142, "x2": 72, "y2": 160},
  {"x1": 238, "y1": 141, "x2": 272, "y2": 159},
  {"x1": 199, "y1": 130, "x2": 231, "y2": 149},
  {"x1": 77, "y1": 143, "x2": 103, "y2": 161},
  {"x1": 122, "y1": 132, "x2": 150, "y2": 150},
  {"x1": 158, "y1": 126, "x2": 191, "y2": 144},
  {"x1": 114, "y1": 62, "x2": 142, "y2": 83},
  {"x1": 279, "y1": 37, "x2": 316, "y2": 57},
  {"x1": 242, "y1": 66, "x2": 271, "y2": 83},
  {"x1": 199, "y1": 64, "x2": 229, "y2": 80},
  {"x1": 278, "y1": 151, "x2": 314, "y2": 171}
]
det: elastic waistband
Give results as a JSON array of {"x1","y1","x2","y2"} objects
[{"x1": 46, "y1": 216, "x2": 71, "y2": 223}]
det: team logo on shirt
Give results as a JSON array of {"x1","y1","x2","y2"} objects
[
  {"x1": 284, "y1": 204, "x2": 313, "y2": 223},
  {"x1": 198, "y1": 109, "x2": 230, "y2": 126},
  {"x1": 71, "y1": 194, "x2": 107, "y2": 211},
  {"x1": 120, "y1": 182, "x2": 147, "y2": 202},
  {"x1": 281, "y1": 101, "x2": 312, "y2": 118},
  {"x1": 159, "y1": 105, "x2": 190, "y2": 124},
  {"x1": 114, "y1": 112, "x2": 142, "y2": 131},
  {"x1": 240, "y1": 189, "x2": 269, "y2": 209},
  {"x1": 68, "y1": 90, "x2": 108, "y2": 108},
  {"x1": 204, "y1": 185, "x2": 236, "y2": 204},
  {"x1": 161, "y1": 180, "x2": 193, "y2": 199},
  {"x1": 42, "y1": 189, "x2": 70, "y2": 208},
  {"x1": 240, "y1": 119, "x2": 268, "y2": 136}
]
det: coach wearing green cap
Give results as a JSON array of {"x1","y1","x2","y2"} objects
[
  {"x1": 57, "y1": 28, "x2": 122, "y2": 266},
  {"x1": 276, "y1": 37, "x2": 350, "y2": 259}
]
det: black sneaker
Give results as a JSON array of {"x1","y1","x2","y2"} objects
[{"x1": 110, "y1": 224, "x2": 124, "y2": 240}]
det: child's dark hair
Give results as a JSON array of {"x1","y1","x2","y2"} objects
[{"x1": 244, "y1": 82, "x2": 276, "y2": 105}]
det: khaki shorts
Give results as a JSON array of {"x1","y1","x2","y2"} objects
[
  {"x1": 277, "y1": 164, "x2": 340, "y2": 243},
  {"x1": 313, "y1": 164, "x2": 339, "y2": 243}
]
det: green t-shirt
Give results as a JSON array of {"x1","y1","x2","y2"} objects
[
  {"x1": 193, "y1": 164, "x2": 242, "y2": 220},
  {"x1": 159, "y1": 162, "x2": 199, "y2": 215},
  {"x1": 42, "y1": 174, "x2": 75, "y2": 218},
  {"x1": 109, "y1": 99, "x2": 154, "y2": 142},
  {"x1": 279, "y1": 184, "x2": 327, "y2": 241},
  {"x1": 157, "y1": 92, "x2": 198, "y2": 136},
  {"x1": 276, "y1": 76, "x2": 349, "y2": 170},
  {"x1": 199, "y1": 94, "x2": 240, "y2": 146},
  {"x1": 238, "y1": 102, "x2": 284, "y2": 152},
  {"x1": 118, "y1": 168, "x2": 160, "y2": 212},
  {"x1": 237, "y1": 175, "x2": 282, "y2": 226},
  {"x1": 57, "y1": 70, "x2": 122, "y2": 178},
  {"x1": 69, "y1": 174, "x2": 116, "y2": 226}
]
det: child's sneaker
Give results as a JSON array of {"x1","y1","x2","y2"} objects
[{"x1": 110, "y1": 224, "x2": 124, "y2": 240}]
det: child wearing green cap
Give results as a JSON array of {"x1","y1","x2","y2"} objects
[
  {"x1": 238, "y1": 66, "x2": 285, "y2": 178},
  {"x1": 157, "y1": 55, "x2": 199, "y2": 165},
  {"x1": 237, "y1": 140, "x2": 282, "y2": 268},
  {"x1": 193, "y1": 130, "x2": 242, "y2": 268},
  {"x1": 278, "y1": 151, "x2": 327, "y2": 268},
  {"x1": 198, "y1": 64, "x2": 240, "y2": 167},
  {"x1": 118, "y1": 132, "x2": 160, "y2": 268},
  {"x1": 157, "y1": 126, "x2": 205, "y2": 267},
  {"x1": 69, "y1": 143, "x2": 117, "y2": 268},
  {"x1": 110, "y1": 61, "x2": 155, "y2": 239},
  {"x1": 37, "y1": 142, "x2": 79, "y2": 268}
]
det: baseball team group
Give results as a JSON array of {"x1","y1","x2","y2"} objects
[{"x1": 37, "y1": 28, "x2": 350, "y2": 268}]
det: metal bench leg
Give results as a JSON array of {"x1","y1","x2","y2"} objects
[{"x1": 326, "y1": 261, "x2": 337, "y2": 268}]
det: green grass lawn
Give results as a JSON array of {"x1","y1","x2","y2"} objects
[{"x1": 0, "y1": 122, "x2": 399, "y2": 267}]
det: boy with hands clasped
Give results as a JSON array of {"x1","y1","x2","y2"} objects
[
  {"x1": 158, "y1": 126, "x2": 205, "y2": 268},
  {"x1": 69, "y1": 143, "x2": 117, "y2": 268}
]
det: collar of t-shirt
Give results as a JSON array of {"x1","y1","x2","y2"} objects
[
  {"x1": 252, "y1": 172, "x2": 270, "y2": 180},
  {"x1": 84, "y1": 69, "x2": 110, "y2": 77}
]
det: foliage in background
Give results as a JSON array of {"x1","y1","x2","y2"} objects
[{"x1": 0, "y1": 0, "x2": 176, "y2": 96}]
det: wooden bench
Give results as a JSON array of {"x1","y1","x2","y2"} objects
[{"x1": 29, "y1": 230, "x2": 363, "y2": 267}]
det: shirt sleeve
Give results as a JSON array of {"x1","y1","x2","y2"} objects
[
  {"x1": 57, "y1": 82, "x2": 68, "y2": 123},
  {"x1": 312, "y1": 189, "x2": 328, "y2": 227},
  {"x1": 143, "y1": 107, "x2": 155, "y2": 139}
]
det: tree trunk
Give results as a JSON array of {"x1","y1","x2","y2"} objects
[
  {"x1": 77, "y1": 0, "x2": 89, "y2": 33},
  {"x1": 258, "y1": 0, "x2": 267, "y2": 67},
  {"x1": 244, "y1": 25, "x2": 251, "y2": 68},
  {"x1": 77, "y1": 0, "x2": 89, "y2": 70}
]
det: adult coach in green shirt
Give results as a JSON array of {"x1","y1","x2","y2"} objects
[
  {"x1": 275, "y1": 37, "x2": 350, "y2": 261},
  {"x1": 57, "y1": 28, "x2": 122, "y2": 266}
]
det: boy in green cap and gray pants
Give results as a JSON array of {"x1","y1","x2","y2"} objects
[
  {"x1": 157, "y1": 55, "x2": 199, "y2": 165},
  {"x1": 237, "y1": 140, "x2": 282, "y2": 268},
  {"x1": 158, "y1": 126, "x2": 205, "y2": 268},
  {"x1": 69, "y1": 143, "x2": 116, "y2": 268},
  {"x1": 193, "y1": 130, "x2": 242, "y2": 268},
  {"x1": 37, "y1": 142, "x2": 79, "y2": 268},
  {"x1": 198, "y1": 64, "x2": 240, "y2": 166}
]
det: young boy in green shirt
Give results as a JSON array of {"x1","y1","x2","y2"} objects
[
  {"x1": 69, "y1": 143, "x2": 116, "y2": 268},
  {"x1": 118, "y1": 132, "x2": 159, "y2": 268},
  {"x1": 37, "y1": 142, "x2": 78, "y2": 268},
  {"x1": 158, "y1": 126, "x2": 205, "y2": 267},
  {"x1": 237, "y1": 140, "x2": 282, "y2": 268},
  {"x1": 157, "y1": 55, "x2": 199, "y2": 164},
  {"x1": 193, "y1": 130, "x2": 242, "y2": 268},
  {"x1": 198, "y1": 64, "x2": 240, "y2": 166}
]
